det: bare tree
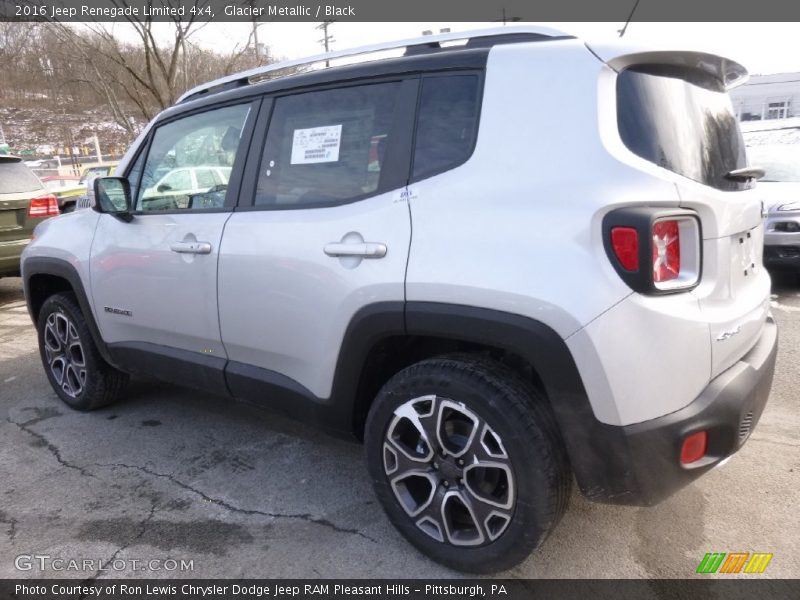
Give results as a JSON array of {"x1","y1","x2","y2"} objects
[{"x1": 41, "y1": 0, "x2": 267, "y2": 133}]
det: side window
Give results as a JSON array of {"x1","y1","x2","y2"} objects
[
  {"x1": 412, "y1": 75, "x2": 480, "y2": 180},
  {"x1": 255, "y1": 81, "x2": 401, "y2": 208},
  {"x1": 136, "y1": 103, "x2": 250, "y2": 211}
]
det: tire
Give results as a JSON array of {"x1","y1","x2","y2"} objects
[
  {"x1": 365, "y1": 353, "x2": 572, "y2": 573},
  {"x1": 37, "y1": 292, "x2": 128, "y2": 411}
]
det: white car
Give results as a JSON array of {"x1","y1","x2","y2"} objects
[
  {"x1": 141, "y1": 166, "x2": 232, "y2": 209},
  {"x1": 21, "y1": 27, "x2": 776, "y2": 572}
]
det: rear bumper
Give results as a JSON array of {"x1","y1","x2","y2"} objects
[
  {"x1": 0, "y1": 238, "x2": 30, "y2": 276},
  {"x1": 576, "y1": 317, "x2": 777, "y2": 506}
]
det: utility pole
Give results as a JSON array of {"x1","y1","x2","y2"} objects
[
  {"x1": 494, "y1": 8, "x2": 521, "y2": 25},
  {"x1": 253, "y1": 20, "x2": 261, "y2": 62},
  {"x1": 316, "y1": 21, "x2": 335, "y2": 66}
]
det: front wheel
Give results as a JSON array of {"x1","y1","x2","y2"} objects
[
  {"x1": 364, "y1": 354, "x2": 572, "y2": 573},
  {"x1": 37, "y1": 292, "x2": 128, "y2": 411}
]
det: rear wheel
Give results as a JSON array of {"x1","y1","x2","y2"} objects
[
  {"x1": 37, "y1": 292, "x2": 128, "y2": 411},
  {"x1": 365, "y1": 353, "x2": 571, "y2": 573}
]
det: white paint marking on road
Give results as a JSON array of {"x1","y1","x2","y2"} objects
[{"x1": 3, "y1": 376, "x2": 17, "y2": 383}]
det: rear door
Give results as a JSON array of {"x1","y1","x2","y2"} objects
[
  {"x1": 616, "y1": 63, "x2": 771, "y2": 376},
  {"x1": 90, "y1": 101, "x2": 257, "y2": 375},
  {"x1": 217, "y1": 78, "x2": 417, "y2": 401}
]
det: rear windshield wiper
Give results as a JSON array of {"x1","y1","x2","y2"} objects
[{"x1": 725, "y1": 166, "x2": 765, "y2": 181}]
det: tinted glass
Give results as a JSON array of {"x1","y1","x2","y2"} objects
[
  {"x1": 255, "y1": 81, "x2": 400, "y2": 208},
  {"x1": 413, "y1": 75, "x2": 479, "y2": 180},
  {"x1": 137, "y1": 103, "x2": 250, "y2": 211},
  {"x1": 0, "y1": 161, "x2": 42, "y2": 194},
  {"x1": 617, "y1": 66, "x2": 750, "y2": 191}
]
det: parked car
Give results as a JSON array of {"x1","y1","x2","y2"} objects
[
  {"x1": 21, "y1": 27, "x2": 776, "y2": 572},
  {"x1": 78, "y1": 164, "x2": 118, "y2": 186},
  {"x1": 72, "y1": 163, "x2": 119, "y2": 211},
  {"x1": 41, "y1": 175, "x2": 86, "y2": 213},
  {"x1": 0, "y1": 156, "x2": 59, "y2": 277},
  {"x1": 745, "y1": 144, "x2": 800, "y2": 271},
  {"x1": 24, "y1": 158, "x2": 59, "y2": 170},
  {"x1": 41, "y1": 175, "x2": 81, "y2": 189},
  {"x1": 141, "y1": 165, "x2": 232, "y2": 210}
]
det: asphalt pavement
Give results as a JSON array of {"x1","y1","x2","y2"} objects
[{"x1": 0, "y1": 274, "x2": 797, "y2": 579}]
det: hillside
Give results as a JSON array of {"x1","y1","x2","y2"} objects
[{"x1": 0, "y1": 104, "x2": 138, "y2": 159}]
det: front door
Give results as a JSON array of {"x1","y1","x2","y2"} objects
[{"x1": 90, "y1": 102, "x2": 255, "y2": 366}]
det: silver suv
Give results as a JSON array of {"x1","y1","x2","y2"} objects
[{"x1": 21, "y1": 27, "x2": 777, "y2": 572}]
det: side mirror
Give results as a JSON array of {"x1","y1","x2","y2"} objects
[{"x1": 93, "y1": 177, "x2": 133, "y2": 222}]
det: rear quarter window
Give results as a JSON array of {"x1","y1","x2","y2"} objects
[
  {"x1": 0, "y1": 162, "x2": 43, "y2": 194},
  {"x1": 412, "y1": 74, "x2": 480, "y2": 180}
]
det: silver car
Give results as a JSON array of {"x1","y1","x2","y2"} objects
[{"x1": 748, "y1": 144, "x2": 800, "y2": 271}]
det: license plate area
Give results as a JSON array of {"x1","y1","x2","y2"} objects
[{"x1": 0, "y1": 209, "x2": 22, "y2": 231}]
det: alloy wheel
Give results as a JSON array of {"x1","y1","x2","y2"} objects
[
  {"x1": 382, "y1": 395, "x2": 515, "y2": 546},
  {"x1": 43, "y1": 311, "x2": 87, "y2": 398}
]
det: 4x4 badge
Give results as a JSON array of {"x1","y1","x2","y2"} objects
[{"x1": 716, "y1": 325, "x2": 741, "y2": 342}]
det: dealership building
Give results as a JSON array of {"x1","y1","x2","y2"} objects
[{"x1": 730, "y1": 72, "x2": 800, "y2": 122}]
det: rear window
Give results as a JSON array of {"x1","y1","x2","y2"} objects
[
  {"x1": 617, "y1": 65, "x2": 751, "y2": 191},
  {"x1": 0, "y1": 161, "x2": 42, "y2": 194}
]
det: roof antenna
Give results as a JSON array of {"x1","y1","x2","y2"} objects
[{"x1": 618, "y1": 0, "x2": 641, "y2": 37}]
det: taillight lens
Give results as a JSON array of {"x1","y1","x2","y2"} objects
[
  {"x1": 603, "y1": 209, "x2": 701, "y2": 294},
  {"x1": 652, "y1": 220, "x2": 680, "y2": 283},
  {"x1": 28, "y1": 193, "x2": 60, "y2": 218},
  {"x1": 611, "y1": 227, "x2": 639, "y2": 271}
]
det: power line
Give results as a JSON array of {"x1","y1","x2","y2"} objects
[{"x1": 618, "y1": 0, "x2": 641, "y2": 38}]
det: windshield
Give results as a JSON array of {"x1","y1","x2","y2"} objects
[
  {"x1": 0, "y1": 161, "x2": 42, "y2": 194},
  {"x1": 617, "y1": 65, "x2": 751, "y2": 191},
  {"x1": 744, "y1": 144, "x2": 800, "y2": 182}
]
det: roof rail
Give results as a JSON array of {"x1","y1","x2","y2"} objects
[{"x1": 177, "y1": 25, "x2": 571, "y2": 103}]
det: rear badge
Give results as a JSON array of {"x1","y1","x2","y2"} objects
[
  {"x1": 104, "y1": 306, "x2": 132, "y2": 317},
  {"x1": 716, "y1": 325, "x2": 741, "y2": 342}
]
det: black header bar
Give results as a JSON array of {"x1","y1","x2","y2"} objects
[{"x1": 3, "y1": 0, "x2": 800, "y2": 22}]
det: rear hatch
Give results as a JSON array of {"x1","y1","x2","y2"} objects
[
  {"x1": 596, "y1": 46, "x2": 771, "y2": 378},
  {"x1": 0, "y1": 157, "x2": 47, "y2": 243}
]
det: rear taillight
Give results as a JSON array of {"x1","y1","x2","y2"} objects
[
  {"x1": 603, "y1": 209, "x2": 701, "y2": 294},
  {"x1": 28, "y1": 193, "x2": 60, "y2": 218},
  {"x1": 652, "y1": 220, "x2": 680, "y2": 284}
]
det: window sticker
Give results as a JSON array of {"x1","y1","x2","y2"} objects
[{"x1": 291, "y1": 124, "x2": 342, "y2": 164}]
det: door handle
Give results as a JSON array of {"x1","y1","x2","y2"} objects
[
  {"x1": 170, "y1": 241, "x2": 212, "y2": 254},
  {"x1": 324, "y1": 242, "x2": 387, "y2": 258}
]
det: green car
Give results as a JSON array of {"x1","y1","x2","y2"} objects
[{"x1": 0, "y1": 156, "x2": 60, "y2": 277}]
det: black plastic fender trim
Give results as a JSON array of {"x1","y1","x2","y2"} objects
[
  {"x1": 403, "y1": 302, "x2": 641, "y2": 504},
  {"x1": 22, "y1": 256, "x2": 117, "y2": 368}
]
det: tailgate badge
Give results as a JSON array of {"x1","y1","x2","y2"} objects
[{"x1": 716, "y1": 325, "x2": 741, "y2": 342}]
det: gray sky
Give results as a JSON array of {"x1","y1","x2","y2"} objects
[{"x1": 180, "y1": 22, "x2": 800, "y2": 76}]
